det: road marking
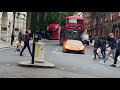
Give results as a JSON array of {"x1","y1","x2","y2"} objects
[
  {"x1": 54, "y1": 52, "x2": 64, "y2": 54},
  {"x1": 104, "y1": 68, "x2": 107, "y2": 69},
  {"x1": 52, "y1": 47, "x2": 60, "y2": 53},
  {"x1": 92, "y1": 68, "x2": 96, "y2": 69},
  {"x1": 61, "y1": 68, "x2": 64, "y2": 69},
  {"x1": 83, "y1": 68, "x2": 87, "y2": 69},
  {"x1": 72, "y1": 68, "x2": 77, "y2": 69},
  {"x1": 6, "y1": 64, "x2": 10, "y2": 65}
]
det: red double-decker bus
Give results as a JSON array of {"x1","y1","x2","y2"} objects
[
  {"x1": 46, "y1": 24, "x2": 61, "y2": 40},
  {"x1": 60, "y1": 16, "x2": 85, "y2": 45}
]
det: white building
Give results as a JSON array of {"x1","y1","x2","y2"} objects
[{"x1": 0, "y1": 12, "x2": 27, "y2": 43}]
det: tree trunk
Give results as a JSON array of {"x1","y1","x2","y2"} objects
[
  {"x1": 96, "y1": 17, "x2": 99, "y2": 36},
  {"x1": 26, "y1": 12, "x2": 32, "y2": 31},
  {"x1": 43, "y1": 12, "x2": 48, "y2": 21}
]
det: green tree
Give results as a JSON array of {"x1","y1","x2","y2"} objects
[
  {"x1": 30, "y1": 12, "x2": 75, "y2": 32},
  {"x1": 104, "y1": 20, "x2": 112, "y2": 36}
]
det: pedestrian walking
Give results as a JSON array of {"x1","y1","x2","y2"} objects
[
  {"x1": 11, "y1": 32, "x2": 14, "y2": 45},
  {"x1": 101, "y1": 33, "x2": 117, "y2": 64},
  {"x1": 110, "y1": 37, "x2": 120, "y2": 67},
  {"x1": 19, "y1": 30, "x2": 32, "y2": 56},
  {"x1": 99, "y1": 37, "x2": 106, "y2": 59},
  {"x1": 93, "y1": 35, "x2": 101, "y2": 60},
  {"x1": 15, "y1": 31, "x2": 23, "y2": 53}
]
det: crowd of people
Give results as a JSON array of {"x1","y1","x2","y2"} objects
[
  {"x1": 92, "y1": 33, "x2": 120, "y2": 67},
  {"x1": 14, "y1": 30, "x2": 120, "y2": 67}
]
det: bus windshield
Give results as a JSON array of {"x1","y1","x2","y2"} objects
[
  {"x1": 66, "y1": 19, "x2": 83, "y2": 24},
  {"x1": 64, "y1": 31, "x2": 80, "y2": 40}
]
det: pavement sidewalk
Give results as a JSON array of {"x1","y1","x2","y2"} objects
[
  {"x1": 0, "y1": 40, "x2": 34, "y2": 49},
  {"x1": 0, "y1": 41, "x2": 16, "y2": 49}
]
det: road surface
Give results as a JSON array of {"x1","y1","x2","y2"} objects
[{"x1": 0, "y1": 39, "x2": 120, "y2": 78}]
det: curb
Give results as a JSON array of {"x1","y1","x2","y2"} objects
[
  {"x1": 0, "y1": 45, "x2": 16, "y2": 49},
  {"x1": 0, "y1": 40, "x2": 33, "y2": 49},
  {"x1": 18, "y1": 61, "x2": 55, "y2": 68}
]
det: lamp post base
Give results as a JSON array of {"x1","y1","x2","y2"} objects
[{"x1": 18, "y1": 61, "x2": 55, "y2": 68}]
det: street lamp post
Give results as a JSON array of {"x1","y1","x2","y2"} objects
[
  {"x1": 11, "y1": 12, "x2": 16, "y2": 45},
  {"x1": 31, "y1": 12, "x2": 38, "y2": 64}
]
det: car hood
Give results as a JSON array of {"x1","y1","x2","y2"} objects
[{"x1": 64, "y1": 44, "x2": 85, "y2": 50}]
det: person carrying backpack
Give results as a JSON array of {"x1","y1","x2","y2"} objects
[{"x1": 19, "y1": 30, "x2": 32, "y2": 56}]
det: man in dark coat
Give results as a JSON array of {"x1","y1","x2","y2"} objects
[{"x1": 110, "y1": 38, "x2": 120, "y2": 67}]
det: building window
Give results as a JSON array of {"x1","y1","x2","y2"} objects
[
  {"x1": 111, "y1": 13, "x2": 113, "y2": 20},
  {"x1": 119, "y1": 12, "x2": 120, "y2": 16},
  {"x1": 105, "y1": 18, "x2": 106, "y2": 21}
]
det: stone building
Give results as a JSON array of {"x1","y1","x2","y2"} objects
[{"x1": 0, "y1": 12, "x2": 27, "y2": 43}]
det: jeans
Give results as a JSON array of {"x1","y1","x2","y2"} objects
[
  {"x1": 101, "y1": 49, "x2": 106, "y2": 58},
  {"x1": 104, "y1": 47, "x2": 116, "y2": 63}
]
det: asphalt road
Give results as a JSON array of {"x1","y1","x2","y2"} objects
[{"x1": 0, "y1": 39, "x2": 120, "y2": 78}]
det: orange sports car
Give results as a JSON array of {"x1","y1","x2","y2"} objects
[{"x1": 63, "y1": 40, "x2": 85, "y2": 54}]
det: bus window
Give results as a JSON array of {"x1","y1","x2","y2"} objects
[{"x1": 66, "y1": 19, "x2": 83, "y2": 24}]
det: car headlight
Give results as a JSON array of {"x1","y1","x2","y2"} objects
[
  {"x1": 80, "y1": 47, "x2": 84, "y2": 50},
  {"x1": 65, "y1": 45, "x2": 69, "y2": 49}
]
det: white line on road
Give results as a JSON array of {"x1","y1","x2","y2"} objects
[
  {"x1": 72, "y1": 68, "x2": 77, "y2": 69},
  {"x1": 104, "y1": 68, "x2": 107, "y2": 69},
  {"x1": 83, "y1": 68, "x2": 87, "y2": 69},
  {"x1": 61, "y1": 68, "x2": 64, "y2": 69},
  {"x1": 6, "y1": 64, "x2": 10, "y2": 65},
  {"x1": 52, "y1": 47, "x2": 60, "y2": 53}
]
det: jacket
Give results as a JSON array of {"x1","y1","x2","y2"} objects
[
  {"x1": 108, "y1": 37, "x2": 116, "y2": 49},
  {"x1": 94, "y1": 38, "x2": 100, "y2": 48},
  {"x1": 100, "y1": 39, "x2": 106, "y2": 50}
]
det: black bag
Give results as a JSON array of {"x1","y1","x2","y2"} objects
[{"x1": 17, "y1": 48, "x2": 20, "y2": 52}]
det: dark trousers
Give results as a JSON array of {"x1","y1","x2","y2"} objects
[
  {"x1": 20, "y1": 42, "x2": 32, "y2": 56},
  {"x1": 93, "y1": 48, "x2": 100, "y2": 58},
  {"x1": 101, "y1": 49, "x2": 106, "y2": 58},
  {"x1": 113, "y1": 49, "x2": 120, "y2": 65}
]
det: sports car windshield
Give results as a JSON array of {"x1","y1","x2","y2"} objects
[{"x1": 66, "y1": 40, "x2": 83, "y2": 45}]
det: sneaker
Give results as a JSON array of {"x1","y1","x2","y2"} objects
[
  {"x1": 93, "y1": 58, "x2": 97, "y2": 60},
  {"x1": 110, "y1": 64, "x2": 116, "y2": 67},
  {"x1": 20, "y1": 54, "x2": 23, "y2": 56}
]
